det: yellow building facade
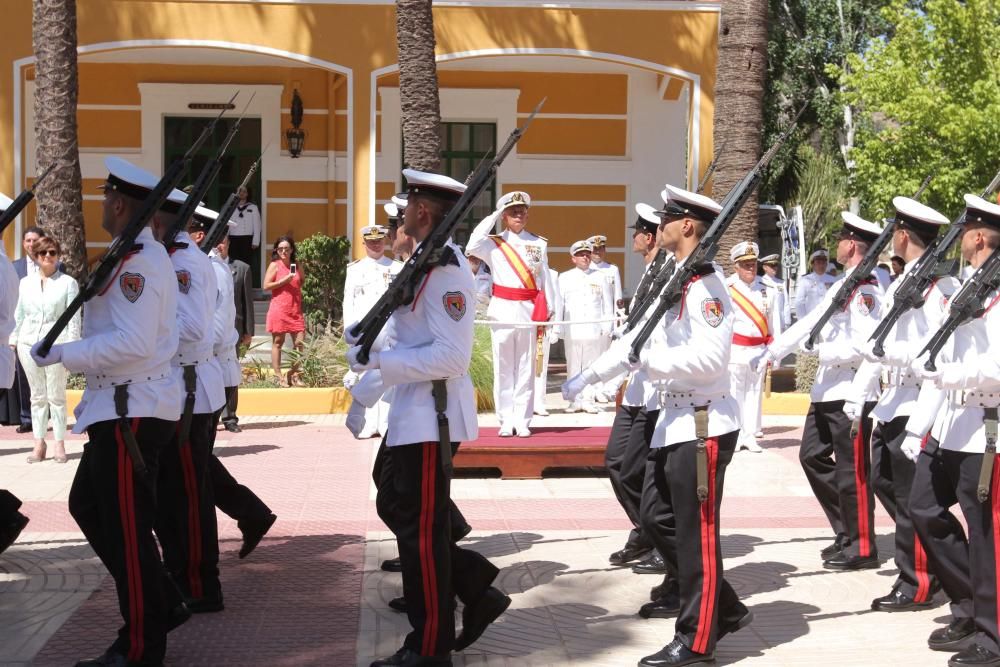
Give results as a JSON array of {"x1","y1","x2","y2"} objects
[{"x1": 0, "y1": 0, "x2": 718, "y2": 287}]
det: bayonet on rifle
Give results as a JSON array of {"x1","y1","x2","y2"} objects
[{"x1": 200, "y1": 140, "x2": 270, "y2": 253}]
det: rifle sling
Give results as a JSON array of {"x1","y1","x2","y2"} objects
[
  {"x1": 431, "y1": 379, "x2": 453, "y2": 479},
  {"x1": 977, "y1": 407, "x2": 998, "y2": 504},
  {"x1": 179, "y1": 365, "x2": 198, "y2": 446},
  {"x1": 113, "y1": 385, "x2": 148, "y2": 477},
  {"x1": 694, "y1": 405, "x2": 709, "y2": 504}
]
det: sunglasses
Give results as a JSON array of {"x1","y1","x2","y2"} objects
[
  {"x1": 276, "y1": 247, "x2": 292, "y2": 252},
  {"x1": 35, "y1": 249, "x2": 58, "y2": 257}
]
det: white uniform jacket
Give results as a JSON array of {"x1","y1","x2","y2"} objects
[
  {"x1": 62, "y1": 227, "x2": 182, "y2": 432},
  {"x1": 474, "y1": 265, "x2": 493, "y2": 312},
  {"x1": 795, "y1": 271, "x2": 836, "y2": 319},
  {"x1": 639, "y1": 262, "x2": 739, "y2": 448},
  {"x1": 343, "y1": 255, "x2": 402, "y2": 327},
  {"x1": 228, "y1": 202, "x2": 261, "y2": 247},
  {"x1": 210, "y1": 252, "x2": 242, "y2": 388},
  {"x1": 379, "y1": 242, "x2": 478, "y2": 447},
  {"x1": 726, "y1": 274, "x2": 784, "y2": 365},
  {"x1": 593, "y1": 259, "x2": 623, "y2": 309},
  {"x1": 905, "y1": 286, "x2": 1000, "y2": 453},
  {"x1": 850, "y1": 259, "x2": 959, "y2": 422},
  {"x1": 557, "y1": 267, "x2": 613, "y2": 341},
  {"x1": 466, "y1": 212, "x2": 551, "y2": 322},
  {"x1": 769, "y1": 267, "x2": 884, "y2": 403},
  {"x1": 11, "y1": 271, "x2": 82, "y2": 347},
  {"x1": 761, "y1": 273, "x2": 791, "y2": 327},
  {"x1": 0, "y1": 254, "x2": 19, "y2": 389},
  {"x1": 169, "y1": 232, "x2": 225, "y2": 414}
]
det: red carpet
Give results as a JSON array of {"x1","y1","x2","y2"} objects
[{"x1": 472, "y1": 426, "x2": 612, "y2": 448}]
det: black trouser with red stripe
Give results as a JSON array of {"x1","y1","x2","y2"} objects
[
  {"x1": 156, "y1": 413, "x2": 221, "y2": 603},
  {"x1": 870, "y1": 416, "x2": 937, "y2": 600},
  {"x1": 800, "y1": 400, "x2": 877, "y2": 559},
  {"x1": 377, "y1": 441, "x2": 499, "y2": 657},
  {"x1": 910, "y1": 439, "x2": 978, "y2": 632},
  {"x1": 208, "y1": 405, "x2": 272, "y2": 524},
  {"x1": 69, "y1": 417, "x2": 174, "y2": 664},
  {"x1": 640, "y1": 431, "x2": 746, "y2": 655},
  {"x1": 606, "y1": 406, "x2": 658, "y2": 552}
]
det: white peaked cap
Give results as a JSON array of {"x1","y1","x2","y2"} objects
[
  {"x1": 403, "y1": 168, "x2": 466, "y2": 201},
  {"x1": 809, "y1": 249, "x2": 829, "y2": 262},
  {"x1": 497, "y1": 190, "x2": 531, "y2": 211},
  {"x1": 661, "y1": 184, "x2": 722, "y2": 222},
  {"x1": 635, "y1": 202, "x2": 660, "y2": 225},
  {"x1": 569, "y1": 240, "x2": 593, "y2": 255},
  {"x1": 963, "y1": 193, "x2": 1000, "y2": 228},
  {"x1": 892, "y1": 197, "x2": 948, "y2": 228},
  {"x1": 730, "y1": 241, "x2": 760, "y2": 263},
  {"x1": 391, "y1": 193, "x2": 408, "y2": 209},
  {"x1": 841, "y1": 211, "x2": 883, "y2": 241},
  {"x1": 383, "y1": 202, "x2": 399, "y2": 218}
]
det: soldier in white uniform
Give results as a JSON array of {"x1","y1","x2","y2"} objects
[
  {"x1": 727, "y1": 241, "x2": 784, "y2": 453},
  {"x1": 795, "y1": 249, "x2": 836, "y2": 319},
  {"x1": 349, "y1": 169, "x2": 508, "y2": 666},
  {"x1": 589, "y1": 234, "x2": 624, "y2": 402},
  {"x1": 32, "y1": 158, "x2": 184, "y2": 666},
  {"x1": 533, "y1": 265, "x2": 560, "y2": 416},
  {"x1": 343, "y1": 223, "x2": 402, "y2": 438},
  {"x1": 556, "y1": 240, "x2": 614, "y2": 413},
  {"x1": 904, "y1": 194, "x2": 1000, "y2": 661},
  {"x1": 759, "y1": 253, "x2": 791, "y2": 328},
  {"x1": 466, "y1": 191, "x2": 552, "y2": 437},
  {"x1": 466, "y1": 253, "x2": 493, "y2": 314},
  {"x1": 754, "y1": 213, "x2": 885, "y2": 570},
  {"x1": 153, "y1": 188, "x2": 227, "y2": 613},
  {"x1": 842, "y1": 198, "x2": 956, "y2": 614}
]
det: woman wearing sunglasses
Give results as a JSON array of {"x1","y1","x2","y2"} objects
[
  {"x1": 263, "y1": 235, "x2": 306, "y2": 386},
  {"x1": 10, "y1": 236, "x2": 81, "y2": 463}
]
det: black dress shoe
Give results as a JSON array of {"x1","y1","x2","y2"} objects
[
  {"x1": 638, "y1": 638, "x2": 714, "y2": 666},
  {"x1": 453, "y1": 522, "x2": 472, "y2": 542},
  {"x1": 823, "y1": 552, "x2": 879, "y2": 571},
  {"x1": 820, "y1": 534, "x2": 850, "y2": 559},
  {"x1": 609, "y1": 545, "x2": 652, "y2": 566},
  {"x1": 238, "y1": 513, "x2": 277, "y2": 559},
  {"x1": 639, "y1": 592, "x2": 680, "y2": 619},
  {"x1": 650, "y1": 575, "x2": 675, "y2": 602},
  {"x1": 186, "y1": 596, "x2": 224, "y2": 613},
  {"x1": 718, "y1": 609, "x2": 753, "y2": 639},
  {"x1": 15, "y1": 423, "x2": 32, "y2": 434},
  {"x1": 223, "y1": 422, "x2": 242, "y2": 433},
  {"x1": 454, "y1": 587, "x2": 511, "y2": 651},
  {"x1": 381, "y1": 558, "x2": 403, "y2": 572},
  {"x1": 388, "y1": 596, "x2": 407, "y2": 613},
  {"x1": 930, "y1": 618, "x2": 977, "y2": 651},
  {"x1": 370, "y1": 647, "x2": 451, "y2": 666},
  {"x1": 633, "y1": 551, "x2": 668, "y2": 575},
  {"x1": 871, "y1": 585, "x2": 935, "y2": 612},
  {"x1": 0, "y1": 511, "x2": 29, "y2": 556},
  {"x1": 166, "y1": 601, "x2": 192, "y2": 631},
  {"x1": 75, "y1": 650, "x2": 163, "y2": 667},
  {"x1": 949, "y1": 644, "x2": 1000, "y2": 667}
]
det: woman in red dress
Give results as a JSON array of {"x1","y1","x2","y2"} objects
[{"x1": 263, "y1": 236, "x2": 306, "y2": 386}]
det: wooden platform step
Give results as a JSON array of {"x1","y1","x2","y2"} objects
[{"x1": 455, "y1": 426, "x2": 611, "y2": 479}]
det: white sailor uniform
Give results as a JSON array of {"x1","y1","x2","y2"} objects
[{"x1": 557, "y1": 264, "x2": 614, "y2": 412}]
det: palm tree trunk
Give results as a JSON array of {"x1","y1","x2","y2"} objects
[
  {"x1": 711, "y1": 0, "x2": 769, "y2": 271},
  {"x1": 32, "y1": 0, "x2": 86, "y2": 280},
  {"x1": 396, "y1": 0, "x2": 441, "y2": 171}
]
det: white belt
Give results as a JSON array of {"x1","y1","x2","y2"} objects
[
  {"x1": 214, "y1": 349, "x2": 238, "y2": 364},
  {"x1": 949, "y1": 390, "x2": 1000, "y2": 409},
  {"x1": 172, "y1": 349, "x2": 213, "y2": 367},
  {"x1": 822, "y1": 361, "x2": 859, "y2": 372},
  {"x1": 659, "y1": 390, "x2": 729, "y2": 410},
  {"x1": 887, "y1": 367, "x2": 921, "y2": 389},
  {"x1": 86, "y1": 367, "x2": 171, "y2": 391}
]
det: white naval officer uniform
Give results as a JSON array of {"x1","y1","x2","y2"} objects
[
  {"x1": 795, "y1": 255, "x2": 836, "y2": 319},
  {"x1": 590, "y1": 238, "x2": 624, "y2": 401}
]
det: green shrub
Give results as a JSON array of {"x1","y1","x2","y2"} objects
[
  {"x1": 296, "y1": 233, "x2": 352, "y2": 330},
  {"x1": 795, "y1": 353, "x2": 819, "y2": 394},
  {"x1": 286, "y1": 323, "x2": 350, "y2": 388},
  {"x1": 470, "y1": 324, "x2": 495, "y2": 411}
]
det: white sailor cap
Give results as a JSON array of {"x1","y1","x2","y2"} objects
[
  {"x1": 962, "y1": 193, "x2": 1000, "y2": 229},
  {"x1": 588, "y1": 235, "x2": 607, "y2": 248},
  {"x1": 633, "y1": 203, "x2": 660, "y2": 234},
  {"x1": 892, "y1": 196, "x2": 949, "y2": 234},
  {"x1": 361, "y1": 224, "x2": 388, "y2": 241},
  {"x1": 0, "y1": 192, "x2": 12, "y2": 212},
  {"x1": 391, "y1": 193, "x2": 408, "y2": 210},
  {"x1": 189, "y1": 206, "x2": 230, "y2": 233},
  {"x1": 383, "y1": 202, "x2": 399, "y2": 219},
  {"x1": 570, "y1": 240, "x2": 593, "y2": 256},
  {"x1": 759, "y1": 253, "x2": 780, "y2": 265},
  {"x1": 497, "y1": 191, "x2": 531, "y2": 212},
  {"x1": 841, "y1": 211, "x2": 883, "y2": 243},
  {"x1": 809, "y1": 249, "x2": 829, "y2": 262},
  {"x1": 99, "y1": 157, "x2": 183, "y2": 214},
  {"x1": 730, "y1": 241, "x2": 760, "y2": 263},
  {"x1": 403, "y1": 168, "x2": 466, "y2": 203},
  {"x1": 659, "y1": 184, "x2": 722, "y2": 223}
]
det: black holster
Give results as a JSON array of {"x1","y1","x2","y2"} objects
[
  {"x1": 114, "y1": 385, "x2": 147, "y2": 476},
  {"x1": 431, "y1": 379, "x2": 453, "y2": 479},
  {"x1": 179, "y1": 365, "x2": 198, "y2": 445},
  {"x1": 977, "y1": 407, "x2": 998, "y2": 503},
  {"x1": 694, "y1": 405, "x2": 709, "y2": 503}
]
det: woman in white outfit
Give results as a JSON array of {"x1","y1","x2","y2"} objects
[{"x1": 11, "y1": 236, "x2": 81, "y2": 463}]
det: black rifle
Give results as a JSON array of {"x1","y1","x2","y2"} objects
[
  {"x1": 200, "y1": 142, "x2": 269, "y2": 253},
  {"x1": 0, "y1": 163, "x2": 58, "y2": 236},
  {"x1": 164, "y1": 92, "x2": 248, "y2": 248},
  {"x1": 868, "y1": 167, "x2": 1000, "y2": 357},
  {"x1": 348, "y1": 99, "x2": 545, "y2": 363},
  {"x1": 627, "y1": 104, "x2": 807, "y2": 363},
  {"x1": 918, "y1": 245, "x2": 1000, "y2": 372},
  {"x1": 36, "y1": 102, "x2": 231, "y2": 357},
  {"x1": 804, "y1": 171, "x2": 936, "y2": 350}
]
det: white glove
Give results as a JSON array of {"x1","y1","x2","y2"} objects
[
  {"x1": 900, "y1": 432, "x2": 923, "y2": 462},
  {"x1": 343, "y1": 371, "x2": 359, "y2": 390},
  {"x1": 933, "y1": 363, "x2": 968, "y2": 390},
  {"x1": 562, "y1": 369, "x2": 597, "y2": 402},
  {"x1": 750, "y1": 349, "x2": 774, "y2": 374},
  {"x1": 344, "y1": 321, "x2": 362, "y2": 345},
  {"x1": 842, "y1": 400, "x2": 863, "y2": 421},
  {"x1": 347, "y1": 346, "x2": 380, "y2": 373},
  {"x1": 861, "y1": 339, "x2": 883, "y2": 364},
  {"x1": 599, "y1": 324, "x2": 612, "y2": 338},
  {"x1": 547, "y1": 328, "x2": 559, "y2": 345},
  {"x1": 611, "y1": 322, "x2": 627, "y2": 340},
  {"x1": 31, "y1": 341, "x2": 62, "y2": 367},
  {"x1": 345, "y1": 400, "x2": 367, "y2": 438}
]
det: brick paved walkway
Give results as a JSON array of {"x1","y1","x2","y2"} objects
[{"x1": 1, "y1": 411, "x2": 955, "y2": 666}]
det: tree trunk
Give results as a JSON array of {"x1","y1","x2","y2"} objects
[
  {"x1": 710, "y1": 0, "x2": 769, "y2": 271},
  {"x1": 32, "y1": 0, "x2": 86, "y2": 281},
  {"x1": 396, "y1": 0, "x2": 441, "y2": 171}
]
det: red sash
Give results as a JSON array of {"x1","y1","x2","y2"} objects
[{"x1": 491, "y1": 237, "x2": 548, "y2": 321}]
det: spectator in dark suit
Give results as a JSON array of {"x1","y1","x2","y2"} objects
[{"x1": 216, "y1": 233, "x2": 254, "y2": 432}]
